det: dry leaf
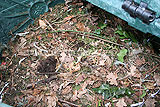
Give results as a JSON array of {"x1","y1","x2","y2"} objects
[
  {"x1": 39, "y1": 19, "x2": 47, "y2": 29},
  {"x1": 64, "y1": 15, "x2": 74, "y2": 21},
  {"x1": 69, "y1": 62, "x2": 81, "y2": 72},
  {"x1": 46, "y1": 92, "x2": 58, "y2": 107},
  {"x1": 136, "y1": 57, "x2": 145, "y2": 66},
  {"x1": 60, "y1": 52, "x2": 67, "y2": 62},
  {"x1": 145, "y1": 98, "x2": 156, "y2": 107},
  {"x1": 153, "y1": 73, "x2": 160, "y2": 86},
  {"x1": 106, "y1": 72, "x2": 118, "y2": 86},
  {"x1": 60, "y1": 52, "x2": 74, "y2": 63},
  {"x1": 129, "y1": 65, "x2": 141, "y2": 78},
  {"x1": 144, "y1": 82, "x2": 155, "y2": 89},
  {"x1": 99, "y1": 54, "x2": 112, "y2": 66},
  {"x1": 85, "y1": 93, "x2": 94, "y2": 102},
  {"x1": 116, "y1": 98, "x2": 127, "y2": 107},
  {"x1": 77, "y1": 89, "x2": 87, "y2": 98},
  {"x1": 32, "y1": 89, "x2": 41, "y2": 96},
  {"x1": 61, "y1": 86, "x2": 72, "y2": 95},
  {"x1": 71, "y1": 90, "x2": 78, "y2": 101},
  {"x1": 75, "y1": 74, "x2": 86, "y2": 85},
  {"x1": 76, "y1": 23, "x2": 85, "y2": 31}
]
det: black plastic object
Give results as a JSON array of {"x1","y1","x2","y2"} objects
[
  {"x1": 122, "y1": 0, "x2": 156, "y2": 24},
  {"x1": 0, "y1": 0, "x2": 65, "y2": 45}
]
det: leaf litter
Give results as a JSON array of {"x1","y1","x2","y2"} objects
[{"x1": 1, "y1": 0, "x2": 160, "y2": 107}]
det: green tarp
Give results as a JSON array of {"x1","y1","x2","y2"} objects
[{"x1": 86, "y1": 0, "x2": 160, "y2": 37}]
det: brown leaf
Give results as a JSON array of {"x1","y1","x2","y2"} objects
[
  {"x1": 71, "y1": 90, "x2": 78, "y2": 101},
  {"x1": 32, "y1": 89, "x2": 42, "y2": 96},
  {"x1": 69, "y1": 62, "x2": 81, "y2": 72},
  {"x1": 77, "y1": 89, "x2": 87, "y2": 98},
  {"x1": 75, "y1": 74, "x2": 86, "y2": 85},
  {"x1": 61, "y1": 86, "x2": 72, "y2": 95},
  {"x1": 60, "y1": 52, "x2": 74, "y2": 63},
  {"x1": 85, "y1": 93, "x2": 94, "y2": 102},
  {"x1": 46, "y1": 92, "x2": 58, "y2": 107},
  {"x1": 39, "y1": 19, "x2": 47, "y2": 29},
  {"x1": 129, "y1": 65, "x2": 141, "y2": 78},
  {"x1": 136, "y1": 57, "x2": 145, "y2": 66},
  {"x1": 144, "y1": 82, "x2": 155, "y2": 89},
  {"x1": 106, "y1": 72, "x2": 118, "y2": 86},
  {"x1": 153, "y1": 73, "x2": 160, "y2": 86},
  {"x1": 116, "y1": 98, "x2": 127, "y2": 107},
  {"x1": 76, "y1": 23, "x2": 85, "y2": 31},
  {"x1": 64, "y1": 15, "x2": 74, "y2": 21},
  {"x1": 145, "y1": 98, "x2": 156, "y2": 107}
]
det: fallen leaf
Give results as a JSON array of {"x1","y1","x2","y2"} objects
[
  {"x1": 77, "y1": 89, "x2": 87, "y2": 98},
  {"x1": 116, "y1": 98, "x2": 127, "y2": 107},
  {"x1": 60, "y1": 52, "x2": 67, "y2": 62},
  {"x1": 46, "y1": 92, "x2": 58, "y2": 107},
  {"x1": 71, "y1": 90, "x2": 78, "y2": 101},
  {"x1": 75, "y1": 74, "x2": 86, "y2": 85},
  {"x1": 136, "y1": 57, "x2": 145, "y2": 66},
  {"x1": 132, "y1": 49, "x2": 143, "y2": 55},
  {"x1": 69, "y1": 62, "x2": 81, "y2": 72},
  {"x1": 106, "y1": 72, "x2": 118, "y2": 86},
  {"x1": 39, "y1": 19, "x2": 47, "y2": 29},
  {"x1": 61, "y1": 86, "x2": 72, "y2": 95},
  {"x1": 144, "y1": 82, "x2": 155, "y2": 89},
  {"x1": 145, "y1": 98, "x2": 156, "y2": 107},
  {"x1": 129, "y1": 65, "x2": 140, "y2": 78},
  {"x1": 85, "y1": 93, "x2": 94, "y2": 102},
  {"x1": 60, "y1": 52, "x2": 74, "y2": 63},
  {"x1": 76, "y1": 23, "x2": 85, "y2": 31},
  {"x1": 32, "y1": 89, "x2": 41, "y2": 96},
  {"x1": 64, "y1": 15, "x2": 74, "y2": 21},
  {"x1": 153, "y1": 73, "x2": 160, "y2": 86},
  {"x1": 117, "y1": 49, "x2": 127, "y2": 62},
  {"x1": 37, "y1": 35, "x2": 42, "y2": 40}
]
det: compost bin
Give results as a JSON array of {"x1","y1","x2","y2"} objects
[
  {"x1": 86, "y1": 0, "x2": 160, "y2": 37},
  {"x1": 0, "y1": 0, "x2": 64, "y2": 54}
]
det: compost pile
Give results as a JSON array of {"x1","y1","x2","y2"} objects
[{"x1": 0, "y1": 1, "x2": 160, "y2": 107}]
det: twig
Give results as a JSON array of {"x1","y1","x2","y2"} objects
[
  {"x1": 19, "y1": 57, "x2": 27, "y2": 65},
  {"x1": 55, "y1": 63, "x2": 63, "y2": 72},
  {"x1": 44, "y1": 19, "x2": 55, "y2": 31},
  {"x1": 0, "y1": 83, "x2": 9, "y2": 103},
  {"x1": 27, "y1": 75, "x2": 57, "y2": 89},
  {"x1": 33, "y1": 42, "x2": 48, "y2": 53},
  {"x1": 143, "y1": 64, "x2": 160, "y2": 77},
  {"x1": 58, "y1": 99, "x2": 80, "y2": 107},
  {"x1": 36, "y1": 72, "x2": 60, "y2": 75},
  {"x1": 47, "y1": 30, "x2": 124, "y2": 47}
]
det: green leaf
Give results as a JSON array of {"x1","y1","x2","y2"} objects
[
  {"x1": 117, "y1": 49, "x2": 128, "y2": 62},
  {"x1": 98, "y1": 100, "x2": 102, "y2": 106},
  {"x1": 93, "y1": 84, "x2": 134, "y2": 99},
  {"x1": 115, "y1": 30, "x2": 123, "y2": 35},
  {"x1": 73, "y1": 85, "x2": 81, "y2": 91},
  {"x1": 95, "y1": 29, "x2": 101, "y2": 35},
  {"x1": 98, "y1": 22, "x2": 107, "y2": 29},
  {"x1": 117, "y1": 25, "x2": 122, "y2": 30},
  {"x1": 123, "y1": 31, "x2": 129, "y2": 38},
  {"x1": 140, "y1": 90, "x2": 147, "y2": 98}
]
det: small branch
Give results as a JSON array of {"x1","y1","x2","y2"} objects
[
  {"x1": 55, "y1": 63, "x2": 63, "y2": 72},
  {"x1": 27, "y1": 75, "x2": 57, "y2": 89},
  {"x1": 143, "y1": 64, "x2": 160, "y2": 77},
  {"x1": 33, "y1": 42, "x2": 48, "y2": 53},
  {"x1": 47, "y1": 30, "x2": 124, "y2": 47},
  {"x1": 58, "y1": 99, "x2": 80, "y2": 107},
  {"x1": 44, "y1": 19, "x2": 55, "y2": 31}
]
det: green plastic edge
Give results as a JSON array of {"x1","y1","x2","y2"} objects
[{"x1": 86, "y1": 0, "x2": 160, "y2": 37}]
